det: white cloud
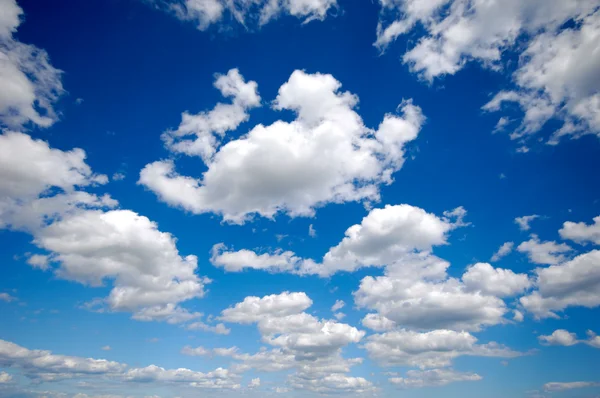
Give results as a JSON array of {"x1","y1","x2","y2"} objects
[
  {"x1": 389, "y1": 368, "x2": 482, "y2": 388},
  {"x1": 365, "y1": 329, "x2": 524, "y2": 369},
  {"x1": 34, "y1": 209, "x2": 208, "y2": 323},
  {"x1": 331, "y1": 299, "x2": 345, "y2": 312},
  {"x1": 354, "y1": 253, "x2": 509, "y2": 331},
  {"x1": 140, "y1": 71, "x2": 424, "y2": 224},
  {"x1": 308, "y1": 223, "x2": 316, "y2": 238},
  {"x1": 462, "y1": 262, "x2": 531, "y2": 297},
  {"x1": 517, "y1": 235, "x2": 572, "y2": 265},
  {"x1": 161, "y1": 69, "x2": 261, "y2": 162},
  {"x1": 491, "y1": 241, "x2": 514, "y2": 262},
  {"x1": 0, "y1": 0, "x2": 63, "y2": 128},
  {"x1": 544, "y1": 381, "x2": 600, "y2": 392},
  {"x1": 212, "y1": 203, "x2": 456, "y2": 276},
  {"x1": 559, "y1": 215, "x2": 600, "y2": 245},
  {"x1": 515, "y1": 215, "x2": 540, "y2": 231},
  {"x1": 586, "y1": 330, "x2": 600, "y2": 348},
  {"x1": 361, "y1": 313, "x2": 396, "y2": 332},
  {"x1": 181, "y1": 346, "x2": 211, "y2": 357},
  {"x1": 520, "y1": 250, "x2": 600, "y2": 318},
  {"x1": 26, "y1": 254, "x2": 49, "y2": 270},
  {"x1": 375, "y1": 0, "x2": 600, "y2": 144},
  {"x1": 220, "y1": 292, "x2": 312, "y2": 324},
  {"x1": 538, "y1": 330, "x2": 579, "y2": 346},
  {"x1": 186, "y1": 319, "x2": 231, "y2": 335},
  {"x1": 166, "y1": 0, "x2": 337, "y2": 31},
  {"x1": 0, "y1": 292, "x2": 16, "y2": 302},
  {"x1": 513, "y1": 310, "x2": 524, "y2": 322},
  {"x1": 248, "y1": 377, "x2": 260, "y2": 388},
  {"x1": 101, "y1": 345, "x2": 111, "y2": 351},
  {"x1": 0, "y1": 371, "x2": 11, "y2": 383}
]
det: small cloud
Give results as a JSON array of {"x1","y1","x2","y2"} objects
[
  {"x1": 334, "y1": 312, "x2": 346, "y2": 320},
  {"x1": 515, "y1": 215, "x2": 540, "y2": 231},
  {"x1": 308, "y1": 224, "x2": 317, "y2": 237},
  {"x1": 491, "y1": 242, "x2": 514, "y2": 262},
  {"x1": 275, "y1": 234, "x2": 288, "y2": 242},
  {"x1": 112, "y1": 172, "x2": 126, "y2": 181},
  {"x1": 0, "y1": 293, "x2": 16, "y2": 303},
  {"x1": 331, "y1": 300, "x2": 345, "y2": 312},
  {"x1": 249, "y1": 378, "x2": 260, "y2": 388},
  {"x1": 26, "y1": 254, "x2": 50, "y2": 271},
  {"x1": 147, "y1": 338, "x2": 160, "y2": 343},
  {"x1": 516, "y1": 146, "x2": 530, "y2": 153},
  {"x1": 101, "y1": 345, "x2": 111, "y2": 351},
  {"x1": 499, "y1": 173, "x2": 506, "y2": 179},
  {"x1": 75, "y1": 98, "x2": 84, "y2": 105}
]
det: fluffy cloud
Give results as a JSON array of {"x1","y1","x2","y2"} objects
[
  {"x1": 161, "y1": 68, "x2": 261, "y2": 162},
  {"x1": 218, "y1": 291, "x2": 371, "y2": 393},
  {"x1": 389, "y1": 368, "x2": 482, "y2": 388},
  {"x1": 0, "y1": 371, "x2": 11, "y2": 383},
  {"x1": 34, "y1": 209, "x2": 208, "y2": 323},
  {"x1": 538, "y1": 329, "x2": 579, "y2": 346},
  {"x1": 376, "y1": 0, "x2": 600, "y2": 143},
  {"x1": 212, "y1": 203, "x2": 456, "y2": 276},
  {"x1": 140, "y1": 71, "x2": 424, "y2": 224},
  {"x1": 462, "y1": 262, "x2": 531, "y2": 297},
  {"x1": 491, "y1": 242, "x2": 514, "y2": 262},
  {"x1": 365, "y1": 329, "x2": 523, "y2": 369},
  {"x1": 354, "y1": 253, "x2": 512, "y2": 331},
  {"x1": 538, "y1": 329, "x2": 600, "y2": 348},
  {"x1": 0, "y1": 131, "x2": 111, "y2": 232},
  {"x1": 517, "y1": 235, "x2": 572, "y2": 265},
  {"x1": 0, "y1": 131, "x2": 209, "y2": 326},
  {"x1": 559, "y1": 215, "x2": 600, "y2": 245},
  {"x1": 515, "y1": 215, "x2": 540, "y2": 231},
  {"x1": 0, "y1": 0, "x2": 63, "y2": 128},
  {"x1": 165, "y1": 0, "x2": 337, "y2": 31},
  {"x1": 331, "y1": 300, "x2": 345, "y2": 312},
  {"x1": 520, "y1": 250, "x2": 600, "y2": 318},
  {"x1": 0, "y1": 338, "x2": 241, "y2": 390}
]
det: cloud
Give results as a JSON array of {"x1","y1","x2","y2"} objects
[
  {"x1": 462, "y1": 262, "x2": 531, "y2": 297},
  {"x1": 101, "y1": 346, "x2": 111, "y2": 351},
  {"x1": 0, "y1": 371, "x2": 11, "y2": 383},
  {"x1": 308, "y1": 224, "x2": 316, "y2": 238},
  {"x1": 365, "y1": 329, "x2": 524, "y2": 369},
  {"x1": 26, "y1": 254, "x2": 49, "y2": 270},
  {"x1": 140, "y1": 71, "x2": 424, "y2": 224},
  {"x1": 248, "y1": 377, "x2": 260, "y2": 388},
  {"x1": 520, "y1": 250, "x2": 600, "y2": 318},
  {"x1": 0, "y1": 0, "x2": 63, "y2": 128},
  {"x1": 491, "y1": 242, "x2": 514, "y2": 262},
  {"x1": 538, "y1": 329, "x2": 600, "y2": 348},
  {"x1": 161, "y1": 68, "x2": 261, "y2": 162},
  {"x1": 517, "y1": 235, "x2": 572, "y2": 265},
  {"x1": 220, "y1": 292, "x2": 312, "y2": 324},
  {"x1": 538, "y1": 330, "x2": 579, "y2": 346},
  {"x1": 375, "y1": 0, "x2": 600, "y2": 144},
  {"x1": 0, "y1": 292, "x2": 16, "y2": 302},
  {"x1": 515, "y1": 215, "x2": 540, "y2": 231},
  {"x1": 163, "y1": 0, "x2": 337, "y2": 31},
  {"x1": 212, "y1": 203, "x2": 457, "y2": 276},
  {"x1": 559, "y1": 215, "x2": 600, "y2": 245},
  {"x1": 354, "y1": 253, "x2": 513, "y2": 331},
  {"x1": 543, "y1": 381, "x2": 600, "y2": 392},
  {"x1": 331, "y1": 300, "x2": 345, "y2": 312},
  {"x1": 389, "y1": 368, "x2": 482, "y2": 388}
]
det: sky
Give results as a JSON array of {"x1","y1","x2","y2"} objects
[{"x1": 0, "y1": 0, "x2": 600, "y2": 397}]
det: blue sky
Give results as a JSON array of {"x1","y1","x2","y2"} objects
[{"x1": 1, "y1": 0, "x2": 600, "y2": 397}]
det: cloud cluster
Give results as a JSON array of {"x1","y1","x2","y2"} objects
[
  {"x1": 140, "y1": 70, "x2": 424, "y2": 223},
  {"x1": 164, "y1": 0, "x2": 337, "y2": 31},
  {"x1": 376, "y1": 0, "x2": 600, "y2": 144},
  {"x1": 0, "y1": 338, "x2": 240, "y2": 389},
  {"x1": 0, "y1": 0, "x2": 63, "y2": 128},
  {"x1": 0, "y1": 131, "x2": 209, "y2": 325},
  {"x1": 218, "y1": 291, "x2": 374, "y2": 393}
]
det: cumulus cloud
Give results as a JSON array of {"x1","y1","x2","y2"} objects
[
  {"x1": 218, "y1": 291, "x2": 372, "y2": 393},
  {"x1": 331, "y1": 300, "x2": 345, "y2": 312},
  {"x1": 538, "y1": 329, "x2": 579, "y2": 346},
  {"x1": 520, "y1": 250, "x2": 600, "y2": 318},
  {"x1": 0, "y1": 292, "x2": 16, "y2": 302},
  {"x1": 140, "y1": 70, "x2": 424, "y2": 224},
  {"x1": 462, "y1": 262, "x2": 531, "y2": 297},
  {"x1": 212, "y1": 203, "x2": 457, "y2": 276},
  {"x1": 163, "y1": 0, "x2": 337, "y2": 31},
  {"x1": 389, "y1": 368, "x2": 482, "y2": 388},
  {"x1": 559, "y1": 215, "x2": 600, "y2": 245},
  {"x1": 375, "y1": 0, "x2": 600, "y2": 144},
  {"x1": 365, "y1": 329, "x2": 524, "y2": 369},
  {"x1": 0, "y1": 131, "x2": 210, "y2": 326},
  {"x1": 517, "y1": 235, "x2": 572, "y2": 265},
  {"x1": 491, "y1": 242, "x2": 514, "y2": 262},
  {"x1": 0, "y1": 0, "x2": 63, "y2": 128},
  {"x1": 515, "y1": 215, "x2": 540, "y2": 231}
]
